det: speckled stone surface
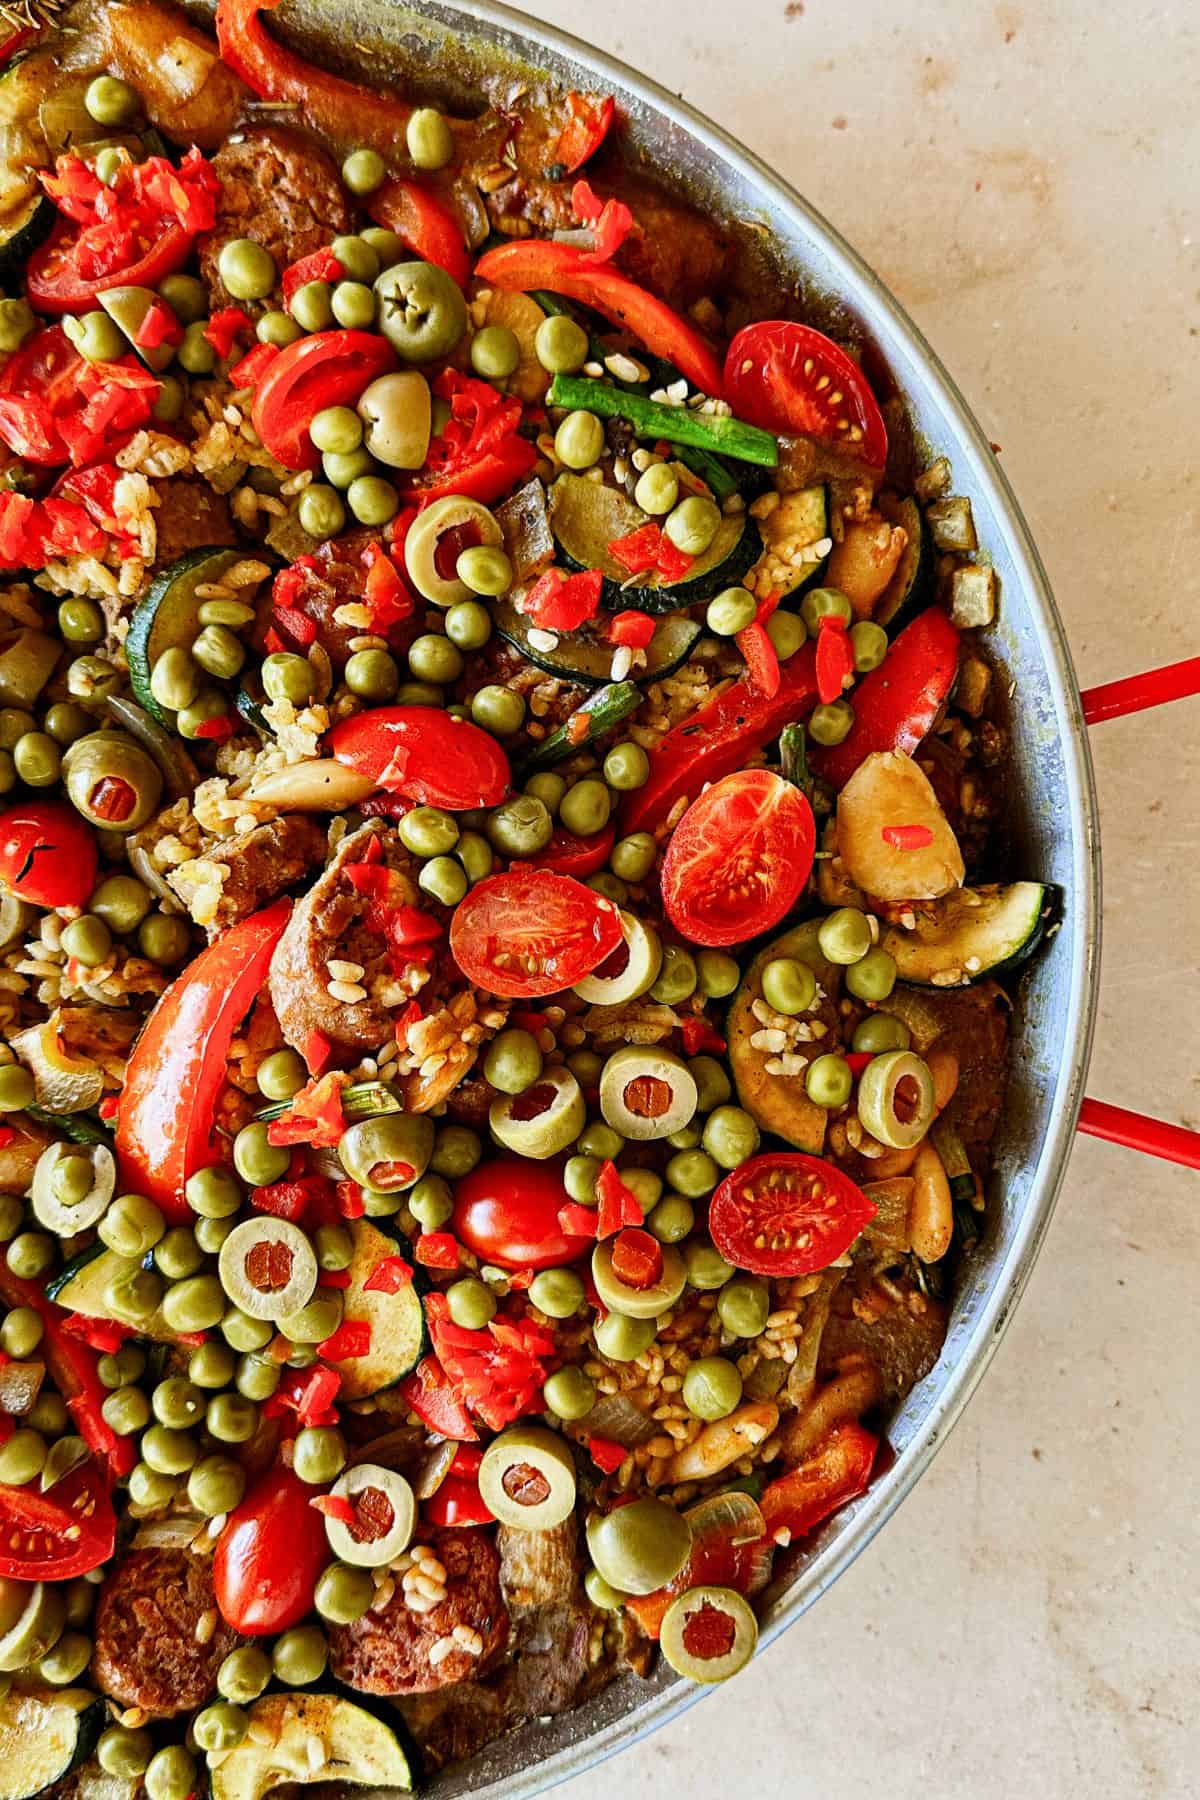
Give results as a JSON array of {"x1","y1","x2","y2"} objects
[{"x1": 522, "y1": 1, "x2": 1200, "y2": 1794}]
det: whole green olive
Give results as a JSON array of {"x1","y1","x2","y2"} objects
[
  {"x1": 62, "y1": 732, "x2": 162, "y2": 832},
  {"x1": 338, "y1": 1114, "x2": 434, "y2": 1192},
  {"x1": 357, "y1": 369, "x2": 432, "y2": 470},
  {"x1": 374, "y1": 261, "x2": 467, "y2": 363},
  {"x1": 587, "y1": 1496, "x2": 691, "y2": 1595}
]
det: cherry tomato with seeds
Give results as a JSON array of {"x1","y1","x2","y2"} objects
[
  {"x1": 724, "y1": 320, "x2": 888, "y2": 467},
  {"x1": 449, "y1": 867, "x2": 623, "y2": 998},
  {"x1": 659, "y1": 769, "x2": 814, "y2": 948},
  {"x1": 0, "y1": 1456, "x2": 115, "y2": 1581},
  {"x1": 0, "y1": 799, "x2": 98, "y2": 909},
  {"x1": 708, "y1": 1151, "x2": 877, "y2": 1277}
]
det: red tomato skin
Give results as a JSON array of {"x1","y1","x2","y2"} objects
[
  {"x1": 213, "y1": 1465, "x2": 329, "y2": 1636},
  {"x1": 724, "y1": 320, "x2": 888, "y2": 468},
  {"x1": 708, "y1": 1152, "x2": 877, "y2": 1277},
  {"x1": 328, "y1": 706, "x2": 511, "y2": 810},
  {"x1": 0, "y1": 1458, "x2": 115, "y2": 1580},
  {"x1": 513, "y1": 822, "x2": 615, "y2": 879},
  {"x1": 116, "y1": 901, "x2": 292, "y2": 1224},
  {"x1": 27, "y1": 221, "x2": 192, "y2": 315},
  {"x1": 660, "y1": 769, "x2": 815, "y2": 948},
  {"x1": 421, "y1": 1474, "x2": 495, "y2": 1527},
  {"x1": 453, "y1": 1157, "x2": 594, "y2": 1271},
  {"x1": 760, "y1": 1422, "x2": 878, "y2": 1539},
  {"x1": 448, "y1": 867, "x2": 623, "y2": 999},
  {"x1": 251, "y1": 330, "x2": 397, "y2": 471},
  {"x1": 0, "y1": 799, "x2": 98, "y2": 909},
  {"x1": 808, "y1": 607, "x2": 960, "y2": 791}
]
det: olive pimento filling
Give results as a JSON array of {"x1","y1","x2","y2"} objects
[
  {"x1": 88, "y1": 776, "x2": 137, "y2": 823},
  {"x1": 346, "y1": 1486, "x2": 396, "y2": 1544},
  {"x1": 244, "y1": 1240, "x2": 295, "y2": 1292},
  {"x1": 681, "y1": 1600, "x2": 738, "y2": 1662},
  {"x1": 501, "y1": 1462, "x2": 552, "y2": 1507},
  {"x1": 622, "y1": 1074, "x2": 673, "y2": 1119},
  {"x1": 508, "y1": 1082, "x2": 556, "y2": 1122},
  {"x1": 593, "y1": 936, "x2": 631, "y2": 980}
]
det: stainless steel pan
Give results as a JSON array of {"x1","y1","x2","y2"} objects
[{"x1": 206, "y1": 1, "x2": 1106, "y2": 1789}]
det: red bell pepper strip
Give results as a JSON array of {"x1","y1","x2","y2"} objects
[
  {"x1": 398, "y1": 1354, "x2": 478, "y2": 1442},
  {"x1": 414, "y1": 1232, "x2": 460, "y2": 1271},
  {"x1": 620, "y1": 639, "x2": 819, "y2": 834},
  {"x1": 363, "y1": 1254, "x2": 413, "y2": 1294},
  {"x1": 807, "y1": 607, "x2": 960, "y2": 790},
  {"x1": 845, "y1": 1051, "x2": 875, "y2": 1076},
  {"x1": 217, "y1": 0, "x2": 418, "y2": 152},
  {"x1": 368, "y1": 178, "x2": 470, "y2": 288},
  {"x1": 523, "y1": 566, "x2": 603, "y2": 631},
  {"x1": 228, "y1": 341, "x2": 279, "y2": 390},
  {"x1": 737, "y1": 620, "x2": 781, "y2": 698},
  {"x1": 571, "y1": 179, "x2": 634, "y2": 265},
  {"x1": 679, "y1": 1015, "x2": 727, "y2": 1057},
  {"x1": 135, "y1": 297, "x2": 183, "y2": 349},
  {"x1": 759, "y1": 1421, "x2": 878, "y2": 1542},
  {"x1": 252, "y1": 330, "x2": 397, "y2": 471},
  {"x1": 815, "y1": 615, "x2": 855, "y2": 705},
  {"x1": 474, "y1": 240, "x2": 725, "y2": 397},
  {"x1": 588, "y1": 1435, "x2": 629, "y2": 1474},
  {"x1": 0, "y1": 1266, "x2": 134, "y2": 1479},
  {"x1": 595, "y1": 1161, "x2": 644, "y2": 1239},
  {"x1": 263, "y1": 1363, "x2": 342, "y2": 1429},
  {"x1": 555, "y1": 92, "x2": 615, "y2": 172},
  {"x1": 61, "y1": 1312, "x2": 131, "y2": 1355},
  {"x1": 422, "y1": 1473, "x2": 495, "y2": 1527},
  {"x1": 115, "y1": 900, "x2": 292, "y2": 1224},
  {"x1": 282, "y1": 248, "x2": 344, "y2": 306}
]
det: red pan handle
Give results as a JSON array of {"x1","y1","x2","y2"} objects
[{"x1": 1079, "y1": 653, "x2": 1199, "y2": 1170}]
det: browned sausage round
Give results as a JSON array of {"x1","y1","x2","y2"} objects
[
  {"x1": 153, "y1": 481, "x2": 235, "y2": 569},
  {"x1": 200, "y1": 125, "x2": 351, "y2": 305},
  {"x1": 328, "y1": 1528, "x2": 509, "y2": 1694},
  {"x1": 90, "y1": 1547, "x2": 240, "y2": 1718}
]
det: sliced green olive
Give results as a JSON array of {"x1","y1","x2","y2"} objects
[
  {"x1": 357, "y1": 370, "x2": 431, "y2": 470},
  {"x1": 321, "y1": 1463, "x2": 416, "y2": 1567},
  {"x1": 573, "y1": 910, "x2": 662, "y2": 1005},
  {"x1": 62, "y1": 732, "x2": 163, "y2": 832},
  {"x1": 97, "y1": 286, "x2": 175, "y2": 372},
  {"x1": 856, "y1": 1050, "x2": 937, "y2": 1149},
  {"x1": 478, "y1": 1424, "x2": 577, "y2": 1530},
  {"x1": 591, "y1": 1239, "x2": 685, "y2": 1320},
  {"x1": 30, "y1": 1140, "x2": 115, "y2": 1235},
  {"x1": 0, "y1": 1577, "x2": 65, "y2": 1671},
  {"x1": 374, "y1": 260, "x2": 467, "y2": 363},
  {"x1": 599, "y1": 1045, "x2": 698, "y2": 1142},
  {"x1": 659, "y1": 1585, "x2": 758, "y2": 1683},
  {"x1": 218, "y1": 1219, "x2": 318, "y2": 1322},
  {"x1": 404, "y1": 496, "x2": 503, "y2": 606},
  {"x1": 488, "y1": 1067, "x2": 585, "y2": 1160},
  {"x1": 586, "y1": 1496, "x2": 691, "y2": 1596}
]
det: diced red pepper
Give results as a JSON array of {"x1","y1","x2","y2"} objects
[
  {"x1": 399, "y1": 1354, "x2": 478, "y2": 1442},
  {"x1": 0, "y1": 1266, "x2": 134, "y2": 1479},
  {"x1": 302, "y1": 1030, "x2": 332, "y2": 1077},
  {"x1": 204, "y1": 307, "x2": 252, "y2": 361},
  {"x1": 414, "y1": 1232, "x2": 460, "y2": 1271},
  {"x1": 310, "y1": 1493, "x2": 357, "y2": 1525},
  {"x1": 517, "y1": 822, "x2": 615, "y2": 880},
  {"x1": 192, "y1": 714, "x2": 235, "y2": 742},
  {"x1": 425, "y1": 1294, "x2": 555, "y2": 1433},
  {"x1": 608, "y1": 609, "x2": 657, "y2": 649},
  {"x1": 522, "y1": 566, "x2": 604, "y2": 631},
  {"x1": 266, "y1": 1071, "x2": 349, "y2": 1149},
  {"x1": 282, "y1": 247, "x2": 345, "y2": 306},
  {"x1": 882, "y1": 823, "x2": 935, "y2": 849},
  {"x1": 588, "y1": 1435, "x2": 629, "y2": 1473},
  {"x1": 361, "y1": 539, "x2": 415, "y2": 631},
  {"x1": 319, "y1": 1269, "x2": 352, "y2": 1290},
  {"x1": 679, "y1": 1015, "x2": 726, "y2": 1057},
  {"x1": 450, "y1": 1443, "x2": 484, "y2": 1476},
  {"x1": 422, "y1": 1472, "x2": 495, "y2": 1527},
  {"x1": 737, "y1": 619, "x2": 781, "y2": 698},
  {"x1": 264, "y1": 1363, "x2": 342, "y2": 1429},
  {"x1": 571, "y1": 179, "x2": 634, "y2": 264},
  {"x1": 404, "y1": 368, "x2": 535, "y2": 507},
  {"x1": 251, "y1": 1175, "x2": 331, "y2": 1223},
  {"x1": 61, "y1": 1312, "x2": 131, "y2": 1355},
  {"x1": 318, "y1": 1319, "x2": 372, "y2": 1361},
  {"x1": 554, "y1": 92, "x2": 616, "y2": 173},
  {"x1": 760, "y1": 1421, "x2": 878, "y2": 1542},
  {"x1": 557, "y1": 1202, "x2": 599, "y2": 1240},
  {"x1": 653, "y1": 536, "x2": 694, "y2": 582},
  {"x1": 815, "y1": 615, "x2": 855, "y2": 705},
  {"x1": 135, "y1": 297, "x2": 183, "y2": 349},
  {"x1": 229, "y1": 341, "x2": 280, "y2": 389},
  {"x1": 364, "y1": 1255, "x2": 414, "y2": 1294},
  {"x1": 595, "y1": 1160, "x2": 644, "y2": 1239},
  {"x1": 607, "y1": 522, "x2": 661, "y2": 576},
  {"x1": 845, "y1": 1052, "x2": 875, "y2": 1076},
  {"x1": 335, "y1": 1179, "x2": 365, "y2": 1220}
]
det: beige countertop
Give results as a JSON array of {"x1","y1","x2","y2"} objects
[{"x1": 520, "y1": 0, "x2": 1199, "y2": 1794}]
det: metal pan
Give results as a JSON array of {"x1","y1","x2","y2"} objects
[{"x1": 201, "y1": 0, "x2": 1102, "y2": 1788}]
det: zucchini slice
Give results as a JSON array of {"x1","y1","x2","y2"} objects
[
  {"x1": 548, "y1": 472, "x2": 757, "y2": 613},
  {"x1": 334, "y1": 1220, "x2": 426, "y2": 1402},
  {"x1": 880, "y1": 882, "x2": 1055, "y2": 985},
  {"x1": 495, "y1": 602, "x2": 700, "y2": 686},
  {"x1": 126, "y1": 549, "x2": 246, "y2": 726},
  {"x1": 0, "y1": 62, "x2": 55, "y2": 289},
  {"x1": 207, "y1": 1692, "x2": 413, "y2": 1800},
  {"x1": 0, "y1": 1684, "x2": 105, "y2": 1800},
  {"x1": 726, "y1": 919, "x2": 843, "y2": 1155},
  {"x1": 45, "y1": 1244, "x2": 178, "y2": 1343},
  {"x1": 874, "y1": 492, "x2": 934, "y2": 632}
]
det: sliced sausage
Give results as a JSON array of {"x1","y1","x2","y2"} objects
[
  {"x1": 328, "y1": 1527, "x2": 508, "y2": 1695},
  {"x1": 153, "y1": 481, "x2": 235, "y2": 569},
  {"x1": 195, "y1": 815, "x2": 328, "y2": 930},
  {"x1": 200, "y1": 125, "x2": 351, "y2": 307},
  {"x1": 90, "y1": 1547, "x2": 239, "y2": 1718}
]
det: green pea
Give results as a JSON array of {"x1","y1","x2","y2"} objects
[
  {"x1": 592, "y1": 1311, "x2": 656, "y2": 1362},
  {"x1": 100, "y1": 1385, "x2": 149, "y2": 1437},
  {"x1": 6, "y1": 1232, "x2": 54, "y2": 1278},
  {"x1": 682, "y1": 1240, "x2": 734, "y2": 1290},
  {"x1": 406, "y1": 106, "x2": 454, "y2": 170},
  {"x1": 682, "y1": 1355, "x2": 743, "y2": 1421},
  {"x1": 128, "y1": 1459, "x2": 176, "y2": 1511},
  {"x1": 64, "y1": 310, "x2": 126, "y2": 364},
  {"x1": 138, "y1": 912, "x2": 191, "y2": 965},
  {"x1": 408, "y1": 632, "x2": 463, "y2": 685},
  {"x1": 668, "y1": 1121, "x2": 701, "y2": 1151},
  {"x1": 394, "y1": 681, "x2": 443, "y2": 707},
  {"x1": 98, "y1": 1726, "x2": 154, "y2": 1779},
  {"x1": 472, "y1": 684, "x2": 526, "y2": 735},
  {"x1": 665, "y1": 1149, "x2": 719, "y2": 1198},
  {"x1": 44, "y1": 702, "x2": 93, "y2": 747},
  {"x1": 279, "y1": 1291, "x2": 342, "y2": 1344},
  {"x1": 602, "y1": 741, "x2": 649, "y2": 791},
  {"x1": 483, "y1": 1028, "x2": 543, "y2": 1095},
  {"x1": 216, "y1": 1644, "x2": 272, "y2": 1708},
  {"x1": 344, "y1": 647, "x2": 399, "y2": 701},
  {"x1": 152, "y1": 1376, "x2": 205, "y2": 1431},
  {"x1": 0, "y1": 1065, "x2": 34, "y2": 1112},
  {"x1": 486, "y1": 792, "x2": 552, "y2": 855},
  {"x1": 160, "y1": 1274, "x2": 226, "y2": 1335},
  {"x1": 252, "y1": 1048, "x2": 303, "y2": 1103},
  {"x1": 218, "y1": 238, "x2": 276, "y2": 302},
  {"x1": 235, "y1": 1352, "x2": 280, "y2": 1402},
  {"x1": 0, "y1": 1305, "x2": 42, "y2": 1358},
  {"x1": 193, "y1": 1703, "x2": 248, "y2": 1754},
  {"x1": 717, "y1": 1276, "x2": 770, "y2": 1339},
  {"x1": 851, "y1": 1013, "x2": 911, "y2": 1054},
  {"x1": 619, "y1": 1167, "x2": 662, "y2": 1213},
  {"x1": 177, "y1": 320, "x2": 216, "y2": 374},
  {"x1": 445, "y1": 1277, "x2": 496, "y2": 1330},
  {"x1": 58, "y1": 597, "x2": 105, "y2": 645},
  {"x1": 696, "y1": 950, "x2": 740, "y2": 999},
  {"x1": 342, "y1": 147, "x2": 386, "y2": 194},
  {"x1": 528, "y1": 1267, "x2": 585, "y2": 1319},
  {"x1": 0, "y1": 1426, "x2": 44, "y2": 1484},
  {"x1": 430, "y1": 1125, "x2": 481, "y2": 1178},
  {"x1": 577, "y1": 1121, "x2": 623, "y2": 1160},
  {"x1": 647, "y1": 1193, "x2": 694, "y2": 1244},
  {"x1": 0, "y1": 1196, "x2": 22, "y2": 1243},
  {"x1": 186, "y1": 1454, "x2": 245, "y2": 1517},
  {"x1": 560, "y1": 777, "x2": 611, "y2": 837},
  {"x1": 199, "y1": 598, "x2": 255, "y2": 630},
  {"x1": 634, "y1": 462, "x2": 678, "y2": 515},
  {"x1": 103, "y1": 1264, "x2": 162, "y2": 1324},
  {"x1": 418, "y1": 854, "x2": 467, "y2": 907},
  {"x1": 97, "y1": 1345, "x2": 145, "y2": 1389},
  {"x1": 327, "y1": 234, "x2": 378, "y2": 283},
  {"x1": 144, "y1": 1746, "x2": 198, "y2": 1800},
  {"x1": 141, "y1": 1424, "x2": 198, "y2": 1476},
  {"x1": 0, "y1": 709, "x2": 32, "y2": 751},
  {"x1": 85, "y1": 74, "x2": 139, "y2": 126},
  {"x1": 314, "y1": 1560, "x2": 374, "y2": 1624},
  {"x1": 189, "y1": 1340, "x2": 237, "y2": 1389},
  {"x1": 345, "y1": 473, "x2": 397, "y2": 527},
  {"x1": 649, "y1": 944, "x2": 697, "y2": 1005},
  {"x1": 584, "y1": 1568, "x2": 628, "y2": 1609},
  {"x1": 206, "y1": 1392, "x2": 258, "y2": 1444},
  {"x1": 150, "y1": 645, "x2": 200, "y2": 714},
  {"x1": 845, "y1": 946, "x2": 897, "y2": 1002},
  {"x1": 524, "y1": 771, "x2": 565, "y2": 815},
  {"x1": 456, "y1": 544, "x2": 512, "y2": 597},
  {"x1": 610, "y1": 832, "x2": 657, "y2": 884},
  {"x1": 151, "y1": 374, "x2": 186, "y2": 423},
  {"x1": 233, "y1": 1120, "x2": 290, "y2": 1187},
  {"x1": 262, "y1": 652, "x2": 316, "y2": 706},
  {"x1": 14, "y1": 732, "x2": 60, "y2": 787},
  {"x1": 818, "y1": 907, "x2": 873, "y2": 965},
  {"x1": 50, "y1": 1153, "x2": 93, "y2": 1210},
  {"x1": 705, "y1": 585, "x2": 757, "y2": 636},
  {"x1": 272, "y1": 1624, "x2": 328, "y2": 1686},
  {"x1": 192, "y1": 623, "x2": 246, "y2": 682},
  {"x1": 0, "y1": 297, "x2": 35, "y2": 353},
  {"x1": 801, "y1": 586, "x2": 854, "y2": 633},
  {"x1": 808, "y1": 698, "x2": 855, "y2": 746},
  {"x1": 298, "y1": 484, "x2": 346, "y2": 540},
  {"x1": 322, "y1": 447, "x2": 372, "y2": 490},
  {"x1": 66, "y1": 655, "x2": 119, "y2": 703},
  {"x1": 534, "y1": 312, "x2": 588, "y2": 374},
  {"x1": 256, "y1": 308, "x2": 302, "y2": 348},
  {"x1": 687, "y1": 1055, "x2": 732, "y2": 1114},
  {"x1": 455, "y1": 830, "x2": 494, "y2": 885},
  {"x1": 589, "y1": 870, "x2": 627, "y2": 905},
  {"x1": 289, "y1": 280, "x2": 333, "y2": 332},
  {"x1": 555, "y1": 409, "x2": 605, "y2": 471},
  {"x1": 398, "y1": 805, "x2": 459, "y2": 859},
  {"x1": 665, "y1": 494, "x2": 720, "y2": 556},
  {"x1": 443, "y1": 598, "x2": 492, "y2": 651},
  {"x1": 310, "y1": 405, "x2": 363, "y2": 456},
  {"x1": 154, "y1": 1226, "x2": 203, "y2": 1281},
  {"x1": 542, "y1": 1364, "x2": 596, "y2": 1420},
  {"x1": 220, "y1": 1308, "x2": 274, "y2": 1353},
  {"x1": 470, "y1": 324, "x2": 520, "y2": 381},
  {"x1": 311, "y1": 1225, "x2": 352, "y2": 1274},
  {"x1": 331, "y1": 279, "x2": 376, "y2": 330},
  {"x1": 701, "y1": 1105, "x2": 759, "y2": 1170},
  {"x1": 63, "y1": 1579, "x2": 94, "y2": 1628},
  {"x1": 850, "y1": 619, "x2": 888, "y2": 672},
  {"x1": 159, "y1": 273, "x2": 207, "y2": 324},
  {"x1": 804, "y1": 1052, "x2": 853, "y2": 1109},
  {"x1": 761, "y1": 955, "x2": 817, "y2": 1015},
  {"x1": 409, "y1": 1174, "x2": 454, "y2": 1230},
  {"x1": 185, "y1": 1165, "x2": 242, "y2": 1219},
  {"x1": 563, "y1": 1154, "x2": 601, "y2": 1204}
]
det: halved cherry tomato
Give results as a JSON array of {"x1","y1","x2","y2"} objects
[
  {"x1": 516, "y1": 822, "x2": 615, "y2": 880},
  {"x1": 724, "y1": 320, "x2": 888, "y2": 468},
  {"x1": 27, "y1": 220, "x2": 193, "y2": 315},
  {"x1": 709, "y1": 1152, "x2": 877, "y2": 1277},
  {"x1": 452, "y1": 1157, "x2": 594, "y2": 1271},
  {"x1": 213, "y1": 1464, "x2": 329, "y2": 1636},
  {"x1": 760, "y1": 1421, "x2": 878, "y2": 1540},
  {"x1": 620, "y1": 640, "x2": 819, "y2": 835},
  {"x1": 660, "y1": 769, "x2": 814, "y2": 948},
  {"x1": 328, "y1": 705, "x2": 510, "y2": 809},
  {"x1": 422, "y1": 1473, "x2": 495, "y2": 1527},
  {"x1": 0, "y1": 1456, "x2": 115, "y2": 1580},
  {"x1": 448, "y1": 867, "x2": 622, "y2": 998},
  {"x1": 251, "y1": 330, "x2": 397, "y2": 471},
  {"x1": 116, "y1": 900, "x2": 292, "y2": 1224},
  {"x1": 0, "y1": 800, "x2": 98, "y2": 910},
  {"x1": 808, "y1": 607, "x2": 960, "y2": 790},
  {"x1": 369, "y1": 178, "x2": 470, "y2": 288}
]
